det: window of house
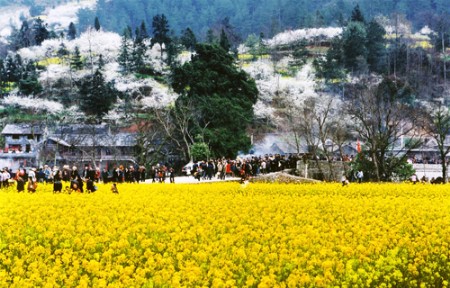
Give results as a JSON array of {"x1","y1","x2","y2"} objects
[
  {"x1": 12, "y1": 135, "x2": 19, "y2": 140},
  {"x1": 27, "y1": 135, "x2": 34, "y2": 140}
]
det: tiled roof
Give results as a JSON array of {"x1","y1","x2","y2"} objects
[
  {"x1": 2, "y1": 124, "x2": 45, "y2": 135},
  {"x1": 54, "y1": 124, "x2": 109, "y2": 135},
  {"x1": 2, "y1": 124, "x2": 136, "y2": 147},
  {"x1": 52, "y1": 132, "x2": 136, "y2": 147}
]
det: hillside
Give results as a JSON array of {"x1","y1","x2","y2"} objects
[
  {"x1": 0, "y1": 0, "x2": 95, "y2": 44},
  {"x1": 83, "y1": 0, "x2": 450, "y2": 40},
  {"x1": 0, "y1": 23, "x2": 357, "y2": 120},
  {"x1": 0, "y1": 0, "x2": 448, "y2": 180},
  {"x1": 0, "y1": 2, "x2": 440, "y2": 127},
  {"x1": 0, "y1": 0, "x2": 448, "y2": 40}
]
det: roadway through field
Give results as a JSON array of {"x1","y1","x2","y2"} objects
[{"x1": 144, "y1": 175, "x2": 241, "y2": 184}]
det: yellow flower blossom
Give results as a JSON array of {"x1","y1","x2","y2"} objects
[{"x1": 1, "y1": 183, "x2": 450, "y2": 286}]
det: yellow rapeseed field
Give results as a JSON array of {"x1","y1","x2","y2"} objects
[{"x1": 1, "y1": 182, "x2": 450, "y2": 287}]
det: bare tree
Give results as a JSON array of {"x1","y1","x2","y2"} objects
[
  {"x1": 151, "y1": 98, "x2": 208, "y2": 162},
  {"x1": 300, "y1": 96, "x2": 343, "y2": 180},
  {"x1": 281, "y1": 104, "x2": 303, "y2": 155},
  {"x1": 424, "y1": 103, "x2": 450, "y2": 182},
  {"x1": 280, "y1": 94, "x2": 341, "y2": 180},
  {"x1": 346, "y1": 76, "x2": 423, "y2": 181},
  {"x1": 329, "y1": 117, "x2": 354, "y2": 174},
  {"x1": 131, "y1": 112, "x2": 169, "y2": 165}
]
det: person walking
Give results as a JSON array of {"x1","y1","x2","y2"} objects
[
  {"x1": 169, "y1": 167, "x2": 175, "y2": 183},
  {"x1": 411, "y1": 174, "x2": 418, "y2": 184},
  {"x1": 357, "y1": 170, "x2": 364, "y2": 183}
]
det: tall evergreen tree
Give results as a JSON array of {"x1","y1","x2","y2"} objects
[
  {"x1": 314, "y1": 10, "x2": 325, "y2": 27},
  {"x1": 206, "y1": 29, "x2": 216, "y2": 44},
  {"x1": 313, "y1": 36, "x2": 346, "y2": 82},
  {"x1": 245, "y1": 33, "x2": 260, "y2": 60},
  {"x1": 94, "y1": 17, "x2": 101, "y2": 31},
  {"x1": 14, "y1": 54, "x2": 23, "y2": 73},
  {"x1": 180, "y1": 27, "x2": 197, "y2": 51},
  {"x1": 33, "y1": 17, "x2": 49, "y2": 46},
  {"x1": 4, "y1": 55, "x2": 19, "y2": 83},
  {"x1": 67, "y1": 22, "x2": 77, "y2": 40},
  {"x1": 219, "y1": 29, "x2": 231, "y2": 52},
  {"x1": 138, "y1": 20, "x2": 149, "y2": 40},
  {"x1": 172, "y1": 44, "x2": 258, "y2": 158},
  {"x1": 216, "y1": 17, "x2": 241, "y2": 51},
  {"x1": 118, "y1": 28, "x2": 132, "y2": 74},
  {"x1": 350, "y1": 4, "x2": 365, "y2": 23},
  {"x1": 366, "y1": 19, "x2": 387, "y2": 73},
  {"x1": 70, "y1": 46, "x2": 83, "y2": 70},
  {"x1": 98, "y1": 54, "x2": 105, "y2": 70},
  {"x1": 19, "y1": 61, "x2": 42, "y2": 96},
  {"x1": 77, "y1": 69, "x2": 119, "y2": 118},
  {"x1": 18, "y1": 20, "x2": 31, "y2": 48},
  {"x1": 289, "y1": 39, "x2": 309, "y2": 69},
  {"x1": 9, "y1": 20, "x2": 32, "y2": 50},
  {"x1": 151, "y1": 14, "x2": 171, "y2": 59},
  {"x1": 258, "y1": 32, "x2": 268, "y2": 59},
  {"x1": 57, "y1": 42, "x2": 70, "y2": 58},
  {"x1": 131, "y1": 27, "x2": 147, "y2": 72},
  {"x1": 165, "y1": 33, "x2": 182, "y2": 67},
  {"x1": 342, "y1": 21, "x2": 368, "y2": 73}
]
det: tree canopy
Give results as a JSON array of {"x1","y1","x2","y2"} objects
[
  {"x1": 76, "y1": 69, "x2": 120, "y2": 118},
  {"x1": 172, "y1": 44, "x2": 258, "y2": 158}
]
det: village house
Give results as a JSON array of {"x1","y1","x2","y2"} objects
[
  {"x1": 0, "y1": 124, "x2": 138, "y2": 170},
  {"x1": 0, "y1": 124, "x2": 44, "y2": 169}
]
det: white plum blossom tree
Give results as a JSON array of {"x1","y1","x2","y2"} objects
[{"x1": 2, "y1": 94, "x2": 64, "y2": 114}]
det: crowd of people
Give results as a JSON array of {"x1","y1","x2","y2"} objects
[
  {"x1": 4, "y1": 163, "x2": 148, "y2": 194},
  {"x1": 185, "y1": 154, "x2": 300, "y2": 183},
  {"x1": 1, "y1": 153, "x2": 302, "y2": 193}
]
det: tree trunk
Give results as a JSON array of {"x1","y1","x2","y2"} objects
[
  {"x1": 441, "y1": 152, "x2": 447, "y2": 183},
  {"x1": 372, "y1": 151, "x2": 381, "y2": 182}
]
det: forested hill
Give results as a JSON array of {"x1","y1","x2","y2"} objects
[{"x1": 76, "y1": 0, "x2": 450, "y2": 39}]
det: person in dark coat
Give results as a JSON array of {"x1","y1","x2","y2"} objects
[
  {"x1": 169, "y1": 167, "x2": 175, "y2": 183},
  {"x1": 62, "y1": 165, "x2": 71, "y2": 182},
  {"x1": 84, "y1": 165, "x2": 96, "y2": 193},
  {"x1": 101, "y1": 168, "x2": 109, "y2": 184},
  {"x1": 76, "y1": 175, "x2": 84, "y2": 193},
  {"x1": 37, "y1": 167, "x2": 45, "y2": 183},
  {"x1": 207, "y1": 161, "x2": 214, "y2": 180},
  {"x1": 53, "y1": 168, "x2": 63, "y2": 193},
  {"x1": 139, "y1": 166, "x2": 146, "y2": 182},
  {"x1": 70, "y1": 166, "x2": 81, "y2": 192}
]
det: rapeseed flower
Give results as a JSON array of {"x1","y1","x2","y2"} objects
[{"x1": 1, "y1": 182, "x2": 450, "y2": 286}]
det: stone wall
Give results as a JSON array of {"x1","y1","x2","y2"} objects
[{"x1": 296, "y1": 160, "x2": 352, "y2": 182}]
